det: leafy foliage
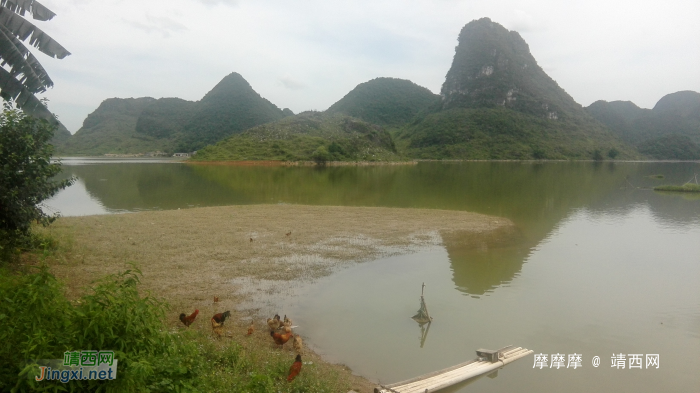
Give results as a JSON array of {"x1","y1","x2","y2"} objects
[
  {"x1": 0, "y1": 108, "x2": 74, "y2": 261},
  {"x1": 0, "y1": 0, "x2": 69, "y2": 121}
]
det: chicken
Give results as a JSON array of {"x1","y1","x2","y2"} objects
[
  {"x1": 212, "y1": 311, "x2": 231, "y2": 325},
  {"x1": 283, "y1": 315, "x2": 293, "y2": 328},
  {"x1": 287, "y1": 355, "x2": 302, "y2": 382},
  {"x1": 247, "y1": 322, "x2": 254, "y2": 336},
  {"x1": 270, "y1": 328, "x2": 293, "y2": 348},
  {"x1": 179, "y1": 309, "x2": 199, "y2": 327},
  {"x1": 267, "y1": 318, "x2": 279, "y2": 331},
  {"x1": 293, "y1": 334, "x2": 303, "y2": 353},
  {"x1": 211, "y1": 318, "x2": 224, "y2": 337}
]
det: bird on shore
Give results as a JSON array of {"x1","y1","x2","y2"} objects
[
  {"x1": 213, "y1": 296, "x2": 219, "y2": 303},
  {"x1": 179, "y1": 309, "x2": 199, "y2": 327},
  {"x1": 287, "y1": 354, "x2": 302, "y2": 382},
  {"x1": 212, "y1": 311, "x2": 231, "y2": 325},
  {"x1": 211, "y1": 311, "x2": 231, "y2": 337},
  {"x1": 247, "y1": 322, "x2": 254, "y2": 336},
  {"x1": 267, "y1": 317, "x2": 280, "y2": 331},
  {"x1": 286, "y1": 231, "x2": 291, "y2": 237},
  {"x1": 211, "y1": 318, "x2": 224, "y2": 337},
  {"x1": 293, "y1": 334, "x2": 303, "y2": 353},
  {"x1": 270, "y1": 327, "x2": 293, "y2": 348},
  {"x1": 250, "y1": 237, "x2": 253, "y2": 242}
]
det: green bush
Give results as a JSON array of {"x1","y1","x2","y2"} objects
[
  {"x1": 0, "y1": 265, "x2": 201, "y2": 392},
  {"x1": 0, "y1": 108, "x2": 75, "y2": 262},
  {"x1": 0, "y1": 265, "x2": 348, "y2": 392}
]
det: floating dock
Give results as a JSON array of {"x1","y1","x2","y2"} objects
[{"x1": 374, "y1": 345, "x2": 533, "y2": 393}]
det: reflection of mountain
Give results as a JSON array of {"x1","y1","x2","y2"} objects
[
  {"x1": 62, "y1": 161, "x2": 699, "y2": 296},
  {"x1": 442, "y1": 227, "x2": 528, "y2": 297},
  {"x1": 62, "y1": 164, "x2": 242, "y2": 210}
]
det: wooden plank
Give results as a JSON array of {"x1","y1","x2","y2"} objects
[{"x1": 375, "y1": 346, "x2": 532, "y2": 393}]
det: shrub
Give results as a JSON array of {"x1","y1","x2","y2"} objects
[
  {"x1": 0, "y1": 265, "x2": 201, "y2": 392},
  {"x1": 0, "y1": 108, "x2": 74, "y2": 262}
]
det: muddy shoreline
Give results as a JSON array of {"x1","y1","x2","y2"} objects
[{"x1": 42, "y1": 204, "x2": 512, "y2": 391}]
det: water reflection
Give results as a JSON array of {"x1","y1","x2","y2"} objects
[
  {"x1": 442, "y1": 227, "x2": 528, "y2": 297},
  {"x1": 50, "y1": 161, "x2": 700, "y2": 299}
]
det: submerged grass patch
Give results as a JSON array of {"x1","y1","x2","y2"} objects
[{"x1": 653, "y1": 183, "x2": 700, "y2": 192}]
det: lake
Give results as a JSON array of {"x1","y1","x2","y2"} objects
[{"x1": 47, "y1": 158, "x2": 700, "y2": 392}]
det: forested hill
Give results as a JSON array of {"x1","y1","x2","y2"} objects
[
  {"x1": 55, "y1": 73, "x2": 291, "y2": 155},
  {"x1": 586, "y1": 91, "x2": 700, "y2": 159},
  {"x1": 192, "y1": 112, "x2": 401, "y2": 162},
  {"x1": 394, "y1": 18, "x2": 634, "y2": 160},
  {"x1": 325, "y1": 77, "x2": 439, "y2": 126}
]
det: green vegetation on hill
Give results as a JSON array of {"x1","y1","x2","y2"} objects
[
  {"x1": 394, "y1": 107, "x2": 631, "y2": 159},
  {"x1": 172, "y1": 73, "x2": 290, "y2": 152},
  {"x1": 395, "y1": 18, "x2": 633, "y2": 160},
  {"x1": 326, "y1": 77, "x2": 438, "y2": 126},
  {"x1": 586, "y1": 91, "x2": 700, "y2": 159},
  {"x1": 56, "y1": 73, "x2": 291, "y2": 155},
  {"x1": 57, "y1": 97, "x2": 174, "y2": 155},
  {"x1": 192, "y1": 112, "x2": 400, "y2": 162},
  {"x1": 638, "y1": 134, "x2": 700, "y2": 160}
]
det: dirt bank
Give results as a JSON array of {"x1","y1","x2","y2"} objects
[{"x1": 41, "y1": 204, "x2": 512, "y2": 391}]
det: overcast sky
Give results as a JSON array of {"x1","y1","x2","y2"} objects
[{"x1": 34, "y1": 0, "x2": 700, "y2": 133}]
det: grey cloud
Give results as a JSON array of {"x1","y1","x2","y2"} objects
[
  {"x1": 125, "y1": 15, "x2": 187, "y2": 37},
  {"x1": 194, "y1": 0, "x2": 239, "y2": 6},
  {"x1": 279, "y1": 75, "x2": 305, "y2": 90}
]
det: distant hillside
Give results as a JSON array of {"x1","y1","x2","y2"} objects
[
  {"x1": 326, "y1": 77, "x2": 439, "y2": 126},
  {"x1": 58, "y1": 97, "x2": 170, "y2": 155},
  {"x1": 586, "y1": 91, "x2": 700, "y2": 159},
  {"x1": 192, "y1": 112, "x2": 401, "y2": 162},
  {"x1": 395, "y1": 18, "x2": 634, "y2": 160},
  {"x1": 56, "y1": 73, "x2": 291, "y2": 155}
]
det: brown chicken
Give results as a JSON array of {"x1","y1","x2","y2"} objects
[
  {"x1": 211, "y1": 318, "x2": 224, "y2": 337},
  {"x1": 212, "y1": 311, "x2": 231, "y2": 324},
  {"x1": 287, "y1": 355, "x2": 302, "y2": 382},
  {"x1": 247, "y1": 322, "x2": 254, "y2": 336},
  {"x1": 179, "y1": 309, "x2": 199, "y2": 327},
  {"x1": 270, "y1": 328, "x2": 293, "y2": 348},
  {"x1": 267, "y1": 318, "x2": 279, "y2": 331},
  {"x1": 293, "y1": 334, "x2": 303, "y2": 353}
]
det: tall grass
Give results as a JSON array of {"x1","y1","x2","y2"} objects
[{"x1": 0, "y1": 265, "x2": 347, "y2": 392}]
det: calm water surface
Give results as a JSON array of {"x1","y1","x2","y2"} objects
[{"x1": 48, "y1": 159, "x2": 700, "y2": 392}]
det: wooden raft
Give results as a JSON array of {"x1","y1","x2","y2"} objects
[{"x1": 374, "y1": 345, "x2": 533, "y2": 393}]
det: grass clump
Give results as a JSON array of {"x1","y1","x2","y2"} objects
[{"x1": 653, "y1": 183, "x2": 700, "y2": 193}]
